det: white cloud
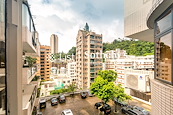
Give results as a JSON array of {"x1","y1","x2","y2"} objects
[{"x1": 28, "y1": 0, "x2": 124, "y2": 52}]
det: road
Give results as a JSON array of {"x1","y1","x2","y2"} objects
[{"x1": 41, "y1": 94, "x2": 151, "y2": 115}]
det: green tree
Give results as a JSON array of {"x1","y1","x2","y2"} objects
[
  {"x1": 67, "y1": 47, "x2": 76, "y2": 55},
  {"x1": 90, "y1": 70, "x2": 131, "y2": 113},
  {"x1": 90, "y1": 70, "x2": 118, "y2": 103},
  {"x1": 98, "y1": 70, "x2": 117, "y2": 82},
  {"x1": 90, "y1": 76, "x2": 116, "y2": 103},
  {"x1": 67, "y1": 83, "x2": 77, "y2": 97},
  {"x1": 114, "y1": 84, "x2": 132, "y2": 112}
]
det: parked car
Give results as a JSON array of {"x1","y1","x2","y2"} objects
[
  {"x1": 95, "y1": 102, "x2": 111, "y2": 115},
  {"x1": 80, "y1": 92, "x2": 87, "y2": 99},
  {"x1": 58, "y1": 95, "x2": 66, "y2": 103},
  {"x1": 39, "y1": 99, "x2": 46, "y2": 109},
  {"x1": 37, "y1": 112, "x2": 43, "y2": 115},
  {"x1": 121, "y1": 105, "x2": 150, "y2": 115},
  {"x1": 95, "y1": 102, "x2": 104, "y2": 109},
  {"x1": 61, "y1": 109, "x2": 73, "y2": 115},
  {"x1": 133, "y1": 106, "x2": 150, "y2": 115},
  {"x1": 114, "y1": 97, "x2": 128, "y2": 107},
  {"x1": 51, "y1": 98, "x2": 58, "y2": 106}
]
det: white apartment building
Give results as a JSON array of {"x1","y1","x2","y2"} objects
[
  {"x1": 40, "y1": 81, "x2": 57, "y2": 97},
  {"x1": 132, "y1": 55, "x2": 154, "y2": 70},
  {"x1": 115, "y1": 58, "x2": 134, "y2": 85},
  {"x1": 51, "y1": 67, "x2": 58, "y2": 75},
  {"x1": 51, "y1": 67, "x2": 67, "y2": 75},
  {"x1": 41, "y1": 74, "x2": 72, "y2": 97},
  {"x1": 67, "y1": 62, "x2": 77, "y2": 83},
  {"x1": 105, "y1": 49, "x2": 154, "y2": 86},
  {"x1": 59, "y1": 67, "x2": 67, "y2": 74}
]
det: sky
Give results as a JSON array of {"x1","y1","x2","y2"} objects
[{"x1": 28, "y1": 0, "x2": 124, "y2": 53}]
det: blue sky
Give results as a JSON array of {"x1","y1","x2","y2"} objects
[{"x1": 29, "y1": 0, "x2": 124, "y2": 52}]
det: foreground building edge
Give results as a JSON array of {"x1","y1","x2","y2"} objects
[
  {"x1": 125, "y1": 0, "x2": 173, "y2": 114},
  {"x1": 6, "y1": 0, "x2": 22, "y2": 114},
  {"x1": 5, "y1": 0, "x2": 41, "y2": 115}
]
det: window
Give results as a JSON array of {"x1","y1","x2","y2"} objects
[
  {"x1": 155, "y1": 11, "x2": 172, "y2": 35},
  {"x1": 156, "y1": 32, "x2": 172, "y2": 83},
  {"x1": 22, "y1": 4, "x2": 30, "y2": 28}
]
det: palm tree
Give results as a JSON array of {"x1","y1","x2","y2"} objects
[{"x1": 67, "y1": 83, "x2": 77, "y2": 97}]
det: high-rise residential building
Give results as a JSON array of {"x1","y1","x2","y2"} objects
[
  {"x1": 76, "y1": 23, "x2": 103, "y2": 89},
  {"x1": 125, "y1": 0, "x2": 173, "y2": 114},
  {"x1": 0, "y1": 1, "x2": 41, "y2": 115},
  {"x1": 50, "y1": 34, "x2": 58, "y2": 54},
  {"x1": 40, "y1": 45, "x2": 51, "y2": 80}
]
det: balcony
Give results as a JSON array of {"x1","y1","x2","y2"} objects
[
  {"x1": 23, "y1": 65, "x2": 38, "y2": 84},
  {"x1": 22, "y1": 84, "x2": 37, "y2": 115},
  {"x1": 22, "y1": 27, "x2": 39, "y2": 55},
  {"x1": 22, "y1": 3, "x2": 40, "y2": 56}
]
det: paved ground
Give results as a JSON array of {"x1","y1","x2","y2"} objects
[{"x1": 41, "y1": 95, "x2": 151, "y2": 115}]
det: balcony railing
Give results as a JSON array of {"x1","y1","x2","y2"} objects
[{"x1": 23, "y1": 65, "x2": 38, "y2": 84}]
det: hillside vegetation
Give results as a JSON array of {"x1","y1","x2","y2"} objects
[{"x1": 103, "y1": 38, "x2": 154, "y2": 56}]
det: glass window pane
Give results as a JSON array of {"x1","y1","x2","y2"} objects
[
  {"x1": 156, "y1": 32, "x2": 172, "y2": 82},
  {"x1": 155, "y1": 11, "x2": 172, "y2": 35},
  {"x1": 22, "y1": 4, "x2": 30, "y2": 28},
  {"x1": 0, "y1": 0, "x2": 6, "y2": 114}
]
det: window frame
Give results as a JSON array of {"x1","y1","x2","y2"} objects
[
  {"x1": 154, "y1": 7, "x2": 173, "y2": 37},
  {"x1": 154, "y1": 7, "x2": 173, "y2": 85}
]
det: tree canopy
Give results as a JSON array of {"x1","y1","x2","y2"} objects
[
  {"x1": 67, "y1": 47, "x2": 76, "y2": 55},
  {"x1": 103, "y1": 38, "x2": 154, "y2": 56},
  {"x1": 90, "y1": 70, "x2": 131, "y2": 103}
]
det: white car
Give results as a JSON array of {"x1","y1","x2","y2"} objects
[{"x1": 61, "y1": 109, "x2": 73, "y2": 115}]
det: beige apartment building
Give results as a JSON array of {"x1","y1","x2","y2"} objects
[
  {"x1": 0, "y1": 0, "x2": 41, "y2": 115},
  {"x1": 125, "y1": 0, "x2": 173, "y2": 114},
  {"x1": 50, "y1": 34, "x2": 58, "y2": 54},
  {"x1": 40, "y1": 45, "x2": 51, "y2": 80},
  {"x1": 76, "y1": 23, "x2": 103, "y2": 89}
]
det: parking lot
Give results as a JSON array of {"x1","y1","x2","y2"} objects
[{"x1": 40, "y1": 94, "x2": 151, "y2": 115}]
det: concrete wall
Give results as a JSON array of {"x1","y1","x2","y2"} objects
[
  {"x1": 151, "y1": 79, "x2": 173, "y2": 115},
  {"x1": 125, "y1": 0, "x2": 154, "y2": 42}
]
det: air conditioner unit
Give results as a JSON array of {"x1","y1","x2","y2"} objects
[{"x1": 125, "y1": 74, "x2": 150, "y2": 92}]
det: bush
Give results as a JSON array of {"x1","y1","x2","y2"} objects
[{"x1": 50, "y1": 88, "x2": 69, "y2": 95}]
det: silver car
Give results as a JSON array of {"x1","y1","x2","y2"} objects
[{"x1": 61, "y1": 109, "x2": 73, "y2": 115}]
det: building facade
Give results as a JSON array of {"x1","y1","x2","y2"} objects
[
  {"x1": 105, "y1": 49, "x2": 154, "y2": 86},
  {"x1": 40, "y1": 45, "x2": 51, "y2": 80},
  {"x1": 67, "y1": 62, "x2": 77, "y2": 83},
  {"x1": 50, "y1": 34, "x2": 58, "y2": 54},
  {"x1": 76, "y1": 23, "x2": 103, "y2": 89},
  {"x1": 0, "y1": 0, "x2": 41, "y2": 115},
  {"x1": 125, "y1": 0, "x2": 173, "y2": 114},
  {"x1": 0, "y1": 0, "x2": 6, "y2": 114}
]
